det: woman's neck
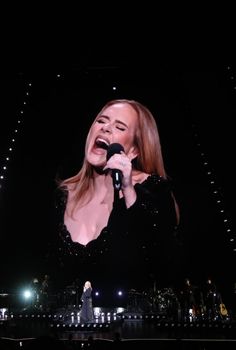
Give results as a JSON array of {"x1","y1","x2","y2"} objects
[{"x1": 92, "y1": 168, "x2": 113, "y2": 191}]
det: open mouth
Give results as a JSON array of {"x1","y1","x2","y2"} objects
[{"x1": 95, "y1": 138, "x2": 109, "y2": 150}]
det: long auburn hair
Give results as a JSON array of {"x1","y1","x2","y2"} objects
[{"x1": 59, "y1": 99, "x2": 178, "y2": 220}]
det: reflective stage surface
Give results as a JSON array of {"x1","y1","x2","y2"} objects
[{"x1": 1, "y1": 306, "x2": 236, "y2": 349}]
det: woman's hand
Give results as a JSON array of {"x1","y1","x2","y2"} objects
[
  {"x1": 104, "y1": 152, "x2": 132, "y2": 188},
  {"x1": 104, "y1": 152, "x2": 137, "y2": 208}
]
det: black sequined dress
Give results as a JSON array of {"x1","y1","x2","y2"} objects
[
  {"x1": 47, "y1": 174, "x2": 183, "y2": 300},
  {"x1": 80, "y1": 287, "x2": 94, "y2": 322}
]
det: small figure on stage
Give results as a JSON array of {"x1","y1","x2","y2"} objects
[
  {"x1": 79, "y1": 281, "x2": 94, "y2": 323},
  {"x1": 72, "y1": 278, "x2": 80, "y2": 308},
  {"x1": 30, "y1": 277, "x2": 40, "y2": 309},
  {"x1": 65, "y1": 278, "x2": 80, "y2": 308},
  {"x1": 40, "y1": 274, "x2": 51, "y2": 311},
  {"x1": 203, "y1": 277, "x2": 221, "y2": 320},
  {"x1": 179, "y1": 278, "x2": 198, "y2": 321}
]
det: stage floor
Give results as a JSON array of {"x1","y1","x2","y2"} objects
[
  {"x1": 1, "y1": 307, "x2": 236, "y2": 337},
  {"x1": 1, "y1": 307, "x2": 236, "y2": 349}
]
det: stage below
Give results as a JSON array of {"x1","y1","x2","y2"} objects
[{"x1": 1, "y1": 307, "x2": 236, "y2": 348}]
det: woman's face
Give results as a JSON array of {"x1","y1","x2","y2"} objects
[{"x1": 86, "y1": 103, "x2": 138, "y2": 168}]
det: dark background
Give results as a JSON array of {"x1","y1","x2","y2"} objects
[{"x1": 0, "y1": 61, "x2": 235, "y2": 306}]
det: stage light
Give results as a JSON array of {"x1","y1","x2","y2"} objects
[
  {"x1": 23, "y1": 289, "x2": 32, "y2": 300},
  {"x1": 0, "y1": 308, "x2": 7, "y2": 319},
  {"x1": 116, "y1": 307, "x2": 125, "y2": 314},
  {"x1": 94, "y1": 307, "x2": 101, "y2": 317}
]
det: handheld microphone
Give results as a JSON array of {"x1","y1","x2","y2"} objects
[{"x1": 106, "y1": 143, "x2": 124, "y2": 191}]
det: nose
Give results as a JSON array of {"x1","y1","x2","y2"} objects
[{"x1": 101, "y1": 122, "x2": 112, "y2": 133}]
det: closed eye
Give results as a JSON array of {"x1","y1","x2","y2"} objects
[{"x1": 116, "y1": 126, "x2": 125, "y2": 131}]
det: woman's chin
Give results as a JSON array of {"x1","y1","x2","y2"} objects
[{"x1": 87, "y1": 153, "x2": 106, "y2": 167}]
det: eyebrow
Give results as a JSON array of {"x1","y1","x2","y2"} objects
[{"x1": 98, "y1": 115, "x2": 128, "y2": 128}]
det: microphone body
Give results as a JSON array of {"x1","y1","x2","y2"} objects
[{"x1": 106, "y1": 143, "x2": 124, "y2": 191}]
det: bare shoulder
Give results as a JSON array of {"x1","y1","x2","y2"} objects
[
  {"x1": 65, "y1": 183, "x2": 78, "y2": 202},
  {"x1": 66, "y1": 183, "x2": 76, "y2": 191}
]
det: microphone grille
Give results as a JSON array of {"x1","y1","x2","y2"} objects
[{"x1": 106, "y1": 143, "x2": 124, "y2": 160}]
